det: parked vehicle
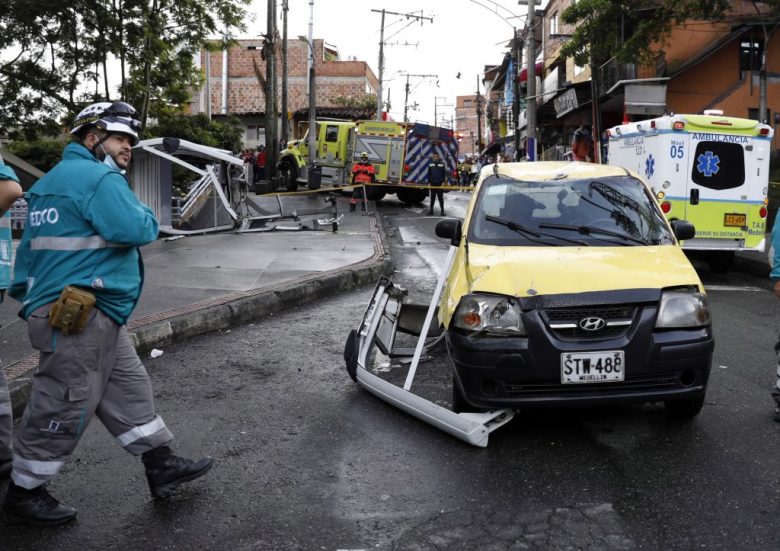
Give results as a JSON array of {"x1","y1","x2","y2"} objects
[
  {"x1": 606, "y1": 111, "x2": 774, "y2": 271},
  {"x1": 278, "y1": 120, "x2": 458, "y2": 204},
  {"x1": 346, "y1": 161, "x2": 714, "y2": 446}
]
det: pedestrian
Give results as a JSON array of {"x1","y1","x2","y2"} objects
[
  {"x1": 427, "y1": 151, "x2": 446, "y2": 216},
  {"x1": 460, "y1": 157, "x2": 472, "y2": 186},
  {"x1": 350, "y1": 152, "x2": 375, "y2": 212},
  {"x1": 769, "y1": 215, "x2": 780, "y2": 421},
  {"x1": 2, "y1": 101, "x2": 213, "y2": 527},
  {"x1": 0, "y1": 155, "x2": 23, "y2": 482},
  {"x1": 571, "y1": 124, "x2": 593, "y2": 162},
  {"x1": 255, "y1": 145, "x2": 266, "y2": 183}
]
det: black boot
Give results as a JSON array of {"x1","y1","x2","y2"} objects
[
  {"x1": 142, "y1": 446, "x2": 213, "y2": 499},
  {"x1": 2, "y1": 482, "x2": 77, "y2": 526}
]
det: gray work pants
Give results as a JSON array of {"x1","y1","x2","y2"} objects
[
  {"x1": 0, "y1": 361, "x2": 12, "y2": 462},
  {"x1": 11, "y1": 305, "x2": 173, "y2": 489}
]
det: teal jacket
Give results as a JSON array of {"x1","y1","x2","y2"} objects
[
  {"x1": 0, "y1": 160, "x2": 20, "y2": 297},
  {"x1": 771, "y1": 210, "x2": 780, "y2": 281},
  {"x1": 10, "y1": 143, "x2": 158, "y2": 324}
]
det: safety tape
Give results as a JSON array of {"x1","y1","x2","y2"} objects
[{"x1": 255, "y1": 182, "x2": 476, "y2": 196}]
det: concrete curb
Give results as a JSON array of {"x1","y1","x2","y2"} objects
[{"x1": 7, "y1": 213, "x2": 393, "y2": 416}]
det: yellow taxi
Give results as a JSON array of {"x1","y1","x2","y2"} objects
[{"x1": 434, "y1": 161, "x2": 713, "y2": 417}]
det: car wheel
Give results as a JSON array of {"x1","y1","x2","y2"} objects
[
  {"x1": 664, "y1": 395, "x2": 705, "y2": 419},
  {"x1": 365, "y1": 186, "x2": 385, "y2": 201}
]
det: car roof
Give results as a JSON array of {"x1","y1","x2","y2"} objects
[{"x1": 478, "y1": 161, "x2": 635, "y2": 182}]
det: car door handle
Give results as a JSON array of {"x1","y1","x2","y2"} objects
[{"x1": 690, "y1": 188, "x2": 700, "y2": 205}]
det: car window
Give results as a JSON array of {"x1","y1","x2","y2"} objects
[{"x1": 468, "y1": 175, "x2": 674, "y2": 246}]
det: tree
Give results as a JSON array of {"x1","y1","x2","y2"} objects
[
  {"x1": 145, "y1": 113, "x2": 244, "y2": 153},
  {"x1": 330, "y1": 94, "x2": 378, "y2": 109},
  {"x1": 0, "y1": 0, "x2": 249, "y2": 136},
  {"x1": 559, "y1": 0, "x2": 734, "y2": 68}
]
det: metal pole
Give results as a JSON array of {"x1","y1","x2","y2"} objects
[
  {"x1": 525, "y1": 0, "x2": 536, "y2": 161},
  {"x1": 513, "y1": 27, "x2": 521, "y2": 161},
  {"x1": 265, "y1": 0, "x2": 278, "y2": 185},
  {"x1": 403, "y1": 74, "x2": 410, "y2": 122},
  {"x1": 376, "y1": 9, "x2": 386, "y2": 120},
  {"x1": 281, "y1": 0, "x2": 289, "y2": 146},
  {"x1": 476, "y1": 75, "x2": 483, "y2": 156},
  {"x1": 307, "y1": 0, "x2": 316, "y2": 166},
  {"x1": 590, "y1": 50, "x2": 603, "y2": 164}
]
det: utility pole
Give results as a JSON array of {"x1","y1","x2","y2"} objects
[
  {"x1": 372, "y1": 9, "x2": 433, "y2": 120},
  {"x1": 265, "y1": 0, "x2": 278, "y2": 186},
  {"x1": 524, "y1": 0, "x2": 537, "y2": 161},
  {"x1": 513, "y1": 27, "x2": 522, "y2": 161},
  {"x1": 476, "y1": 75, "x2": 483, "y2": 156},
  {"x1": 307, "y1": 0, "x2": 316, "y2": 167},
  {"x1": 402, "y1": 73, "x2": 437, "y2": 122},
  {"x1": 281, "y1": 0, "x2": 289, "y2": 146}
]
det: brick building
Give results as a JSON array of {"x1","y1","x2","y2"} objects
[
  {"x1": 455, "y1": 95, "x2": 481, "y2": 158},
  {"x1": 190, "y1": 38, "x2": 379, "y2": 148}
]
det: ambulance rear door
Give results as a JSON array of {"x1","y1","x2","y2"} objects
[{"x1": 683, "y1": 131, "x2": 751, "y2": 246}]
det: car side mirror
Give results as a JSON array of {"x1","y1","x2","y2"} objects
[
  {"x1": 435, "y1": 218, "x2": 463, "y2": 247},
  {"x1": 671, "y1": 220, "x2": 695, "y2": 241}
]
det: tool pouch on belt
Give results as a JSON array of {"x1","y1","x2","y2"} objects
[{"x1": 49, "y1": 286, "x2": 96, "y2": 335}]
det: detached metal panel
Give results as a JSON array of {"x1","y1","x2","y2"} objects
[{"x1": 129, "y1": 150, "x2": 172, "y2": 227}]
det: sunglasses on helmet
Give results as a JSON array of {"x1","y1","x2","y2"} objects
[{"x1": 102, "y1": 101, "x2": 139, "y2": 120}]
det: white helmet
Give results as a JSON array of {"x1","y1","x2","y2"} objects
[{"x1": 70, "y1": 101, "x2": 141, "y2": 145}]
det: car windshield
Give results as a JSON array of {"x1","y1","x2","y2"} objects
[{"x1": 467, "y1": 174, "x2": 674, "y2": 247}]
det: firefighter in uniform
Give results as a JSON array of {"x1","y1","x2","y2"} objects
[
  {"x1": 427, "y1": 152, "x2": 447, "y2": 216},
  {"x1": 2, "y1": 102, "x2": 213, "y2": 526},
  {"x1": 350, "y1": 152, "x2": 376, "y2": 212},
  {"x1": 0, "y1": 156, "x2": 23, "y2": 481}
]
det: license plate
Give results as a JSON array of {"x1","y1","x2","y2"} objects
[
  {"x1": 723, "y1": 213, "x2": 746, "y2": 227},
  {"x1": 561, "y1": 351, "x2": 625, "y2": 384}
]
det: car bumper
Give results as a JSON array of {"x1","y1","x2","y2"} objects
[{"x1": 447, "y1": 324, "x2": 714, "y2": 410}]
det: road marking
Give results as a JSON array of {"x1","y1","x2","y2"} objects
[{"x1": 703, "y1": 285, "x2": 764, "y2": 292}]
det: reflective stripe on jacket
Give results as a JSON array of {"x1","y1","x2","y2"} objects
[{"x1": 10, "y1": 142, "x2": 159, "y2": 324}]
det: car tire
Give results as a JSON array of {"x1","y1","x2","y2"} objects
[
  {"x1": 664, "y1": 395, "x2": 705, "y2": 419},
  {"x1": 706, "y1": 251, "x2": 734, "y2": 273}
]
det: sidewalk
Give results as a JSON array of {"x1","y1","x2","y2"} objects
[{"x1": 3, "y1": 195, "x2": 392, "y2": 415}]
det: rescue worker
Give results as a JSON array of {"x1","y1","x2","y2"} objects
[
  {"x1": 0, "y1": 156, "x2": 23, "y2": 481},
  {"x1": 350, "y1": 152, "x2": 375, "y2": 212},
  {"x1": 427, "y1": 152, "x2": 447, "y2": 216},
  {"x1": 770, "y1": 212, "x2": 780, "y2": 422},
  {"x1": 3, "y1": 101, "x2": 213, "y2": 526}
]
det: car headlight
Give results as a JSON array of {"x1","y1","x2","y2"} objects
[
  {"x1": 453, "y1": 294, "x2": 526, "y2": 335},
  {"x1": 655, "y1": 289, "x2": 711, "y2": 328}
]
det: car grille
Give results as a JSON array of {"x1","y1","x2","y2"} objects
[
  {"x1": 505, "y1": 372, "x2": 680, "y2": 396},
  {"x1": 541, "y1": 306, "x2": 637, "y2": 340}
]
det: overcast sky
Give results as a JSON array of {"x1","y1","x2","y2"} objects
[{"x1": 246, "y1": 0, "x2": 537, "y2": 127}]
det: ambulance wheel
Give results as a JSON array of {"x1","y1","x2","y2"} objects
[
  {"x1": 664, "y1": 395, "x2": 705, "y2": 419},
  {"x1": 396, "y1": 188, "x2": 427, "y2": 205},
  {"x1": 706, "y1": 251, "x2": 734, "y2": 273},
  {"x1": 279, "y1": 160, "x2": 298, "y2": 192}
]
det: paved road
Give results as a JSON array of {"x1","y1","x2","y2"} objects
[{"x1": 4, "y1": 192, "x2": 780, "y2": 550}]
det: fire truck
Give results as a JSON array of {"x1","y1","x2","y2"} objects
[{"x1": 277, "y1": 120, "x2": 459, "y2": 204}]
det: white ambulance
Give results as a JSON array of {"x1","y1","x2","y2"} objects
[{"x1": 606, "y1": 111, "x2": 773, "y2": 271}]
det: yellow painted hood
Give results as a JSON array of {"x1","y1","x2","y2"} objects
[{"x1": 441, "y1": 243, "x2": 703, "y2": 322}]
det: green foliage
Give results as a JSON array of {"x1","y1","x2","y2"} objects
[
  {"x1": 145, "y1": 113, "x2": 244, "y2": 153},
  {"x1": 0, "y1": 0, "x2": 249, "y2": 136},
  {"x1": 559, "y1": 0, "x2": 733, "y2": 67},
  {"x1": 5, "y1": 138, "x2": 66, "y2": 173},
  {"x1": 330, "y1": 94, "x2": 378, "y2": 109}
]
